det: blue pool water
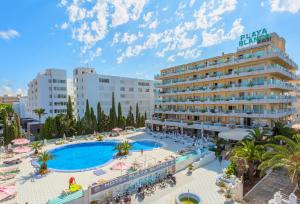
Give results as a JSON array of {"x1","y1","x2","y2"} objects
[{"x1": 46, "y1": 140, "x2": 162, "y2": 171}]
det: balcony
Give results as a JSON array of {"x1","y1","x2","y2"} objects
[
  {"x1": 155, "y1": 95, "x2": 296, "y2": 105},
  {"x1": 155, "y1": 50, "x2": 298, "y2": 79},
  {"x1": 159, "y1": 80, "x2": 297, "y2": 96},
  {"x1": 154, "y1": 108, "x2": 296, "y2": 119},
  {"x1": 156, "y1": 65, "x2": 296, "y2": 88}
]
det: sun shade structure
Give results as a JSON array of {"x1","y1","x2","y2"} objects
[
  {"x1": 111, "y1": 161, "x2": 129, "y2": 170},
  {"x1": 112, "y1": 128, "x2": 123, "y2": 132},
  {"x1": 218, "y1": 128, "x2": 250, "y2": 141},
  {"x1": 13, "y1": 146, "x2": 31, "y2": 153},
  {"x1": 11, "y1": 138, "x2": 29, "y2": 145}
]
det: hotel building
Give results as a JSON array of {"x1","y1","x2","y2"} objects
[
  {"x1": 73, "y1": 68, "x2": 154, "y2": 119},
  {"x1": 27, "y1": 69, "x2": 67, "y2": 122},
  {"x1": 148, "y1": 32, "x2": 298, "y2": 137}
]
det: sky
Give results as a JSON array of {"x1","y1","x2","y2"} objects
[{"x1": 0, "y1": 0, "x2": 300, "y2": 96}]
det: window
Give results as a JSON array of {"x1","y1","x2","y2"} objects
[
  {"x1": 52, "y1": 79, "x2": 66, "y2": 83},
  {"x1": 129, "y1": 88, "x2": 134, "y2": 92},
  {"x1": 99, "y1": 78, "x2": 110, "y2": 83},
  {"x1": 120, "y1": 94, "x2": 125, "y2": 98},
  {"x1": 120, "y1": 87, "x2": 125, "y2": 91},
  {"x1": 138, "y1": 88, "x2": 142, "y2": 92},
  {"x1": 138, "y1": 82, "x2": 150, "y2": 86}
]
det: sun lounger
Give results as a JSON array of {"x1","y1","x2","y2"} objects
[
  {"x1": 0, "y1": 173, "x2": 17, "y2": 181},
  {"x1": 0, "y1": 167, "x2": 20, "y2": 175},
  {"x1": 3, "y1": 158, "x2": 22, "y2": 166},
  {"x1": 0, "y1": 184, "x2": 17, "y2": 202},
  {"x1": 93, "y1": 169, "x2": 106, "y2": 176}
]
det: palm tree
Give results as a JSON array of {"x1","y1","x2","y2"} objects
[
  {"x1": 259, "y1": 135, "x2": 300, "y2": 185},
  {"x1": 38, "y1": 151, "x2": 53, "y2": 174},
  {"x1": 122, "y1": 140, "x2": 132, "y2": 155},
  {"x1": 33, "y1": 108, "x2": 46, "y2": 122},
  {"x1": 272, "y1": 120, "x2": 295, "y2": 137},
  {"x1": 230, "y1": 140, "x2": 263, "y2": 183},
  {"x1": 31, "y1": 141, "x2": 41, "y2": 155},
  {"x1": 114, "y1": 143, "x2": 124, "y2": 156},
  {"x1": 245, "y1": 128, "x2": 269, "y2": 144}
]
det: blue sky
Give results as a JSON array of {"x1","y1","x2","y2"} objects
[{"x1": 0, "y1": 0, "x2": 300, "y2": 96}]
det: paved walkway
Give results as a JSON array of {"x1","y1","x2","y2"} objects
[
  {"x1": 4, "y1": 131, "x2": 189, "y2": 204},
  {"x1": 132, "y1": 160, "x2": 230, "y2": 204}
]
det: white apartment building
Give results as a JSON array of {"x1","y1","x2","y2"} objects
[
  {"x1": 27, "y1": 69, "x2": 67, "y2": 122},
  {"x1": 73, "y1": 68, "x2": 154, "y2": 120}
]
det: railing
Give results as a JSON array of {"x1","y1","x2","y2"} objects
[
  {"x1": 157, "y1": 66, "x2": 296, "y2": 87},
  {"x1": 159, "y1": 81, "x2": 297, "y2": 96},
  {"x1": 154, "y1": 108, "x2": 296, "y2": 119},
  {"x1": 155, "y1": 95, "x2": 296, "y2": 104},
  {"x1": 155, "y1": 50, "x2": 298, "y2": 79}
]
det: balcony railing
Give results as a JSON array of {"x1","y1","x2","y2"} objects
[
  {"x1": 154, "y1": 108, "x2": 296, "y2": 119},
  {"x1": 159, "y1": 80, "x2": 297, "y2": 96},
  {"x1": 155, "y1": 95, "x2": 296, "y2": 105},
  {"x1": 155, "y1": 49, "x2": 298, "y2": 79},
  {"x1": 156, "y1": 65, "x2": 296, "y2": 87}
]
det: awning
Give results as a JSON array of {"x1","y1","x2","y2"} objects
[{"x1": 218, "y1": 128, "x2": 250, "y2": 141}]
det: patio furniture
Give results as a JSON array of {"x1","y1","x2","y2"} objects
[
  {"x1": 0, "y1": 184, "x2": 17, "y2": 202},
  {"x1": 93, "y1": 169, "x2": 106, "y2": 176},
  {"x1": 3, "y1": 158, "x2": 22, "y2": 166}
]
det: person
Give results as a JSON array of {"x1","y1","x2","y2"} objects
[{"x1": 141, "y1": 148, "x2": 144, "y2": 156}]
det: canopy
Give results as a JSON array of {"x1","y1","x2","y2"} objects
[
  {"x1": 112, "y1": 128, "x2": 122, "y2": 132},
  {"x1": 111, "y1": 161, "x2": 129, "y2": 170},
  {"x1": 13, "y1": 146, "x2": 31, "y2": 153},
  {"x1": 12, "y1": 138, "x2": 29, "y2": 145},
  {"x1": 218, "y1": 128, "x2": 250, "y2": 141}
]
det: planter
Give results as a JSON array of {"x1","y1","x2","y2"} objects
[{"x1": 175, "y1": 192, "x2": 201, "y2": 204}]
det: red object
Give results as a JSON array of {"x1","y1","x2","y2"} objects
[{"x1": 69, "y1": 177, "x2": 75, "y2": 186}]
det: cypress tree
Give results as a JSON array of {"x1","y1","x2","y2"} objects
[
  {"x1": 135, "y1": 103, "x2": 140, "y2": 128},
  {"x1": 109, "y1": 92, "x2": 117, "y2": 129},
  {"x1": 90, "y1": 107, "x2": 97, "y2": 132},
  {"x1": 117, "y1": 102, "x2": 122, "y2": 128},
  {"x1": 66, "y1": 96, "x2": 73, "y2": 121},
  {"x1": 14, "y1": 113, "x2": 21, "y2": 137},
  {"x1": 97, "y1": 102, "x2": 102, "y2": 132}
]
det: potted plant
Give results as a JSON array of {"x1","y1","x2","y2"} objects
[
  {"x1": 187, "y1": 163, "x2": 193, "y2": 175},
  {"x1": 38, "y1": 151, "x2": 54, "y2": 175},
  {"x1": 31, "y1": 141, "x2": 41, "y2": 156},
  {"x1": 114, "y1": 140, "x2": 132, "y2": 156},
  {"x1": 96, "y1": 135, "x2": 104, "y2": 141}
]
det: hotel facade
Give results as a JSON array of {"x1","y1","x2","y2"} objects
[
  {"x1": 27, "y1": 69, "x2": 68, "y2": 122},
  {"x1": 147, "y1": 32, "x2": 298, "y2": 136},
  {"x1": 73, "y1": 68, "x2": 154, "y2": 119}
]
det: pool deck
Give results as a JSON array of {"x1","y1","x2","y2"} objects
[{"x1": 3, "y1": 131, "x2": 228, "y2": 204}]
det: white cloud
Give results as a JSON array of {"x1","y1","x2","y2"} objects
[
  {"x1": 143, "y1": 12, "x2": 153, "y2": 22},
  {"x1": 0, "y1": 85, "x2": 26, "y2": 96},
  {"x1": 178, "y1": 2, "x2": 187, "y2": 10},
  {"x1": 167, "y1": 55, "x2": 175, "y2": 62},
  {"x1": 201, "y1": 18, "x2": 244, "y2": 47},
  {"x1": 121, "y1": 32, "x2": 138, "y2": 44},
  {"x1": 0, "y1": 29, "x2": 19, "y2": 40},
  {"x1": 269, "y1": 0, "x2": 300, "y2": 13},
  {"x1": 112, "y1": 32, "x2": 120, "y2": 45},
  {"x1": 194, "y1": 0, "x2": 237, "y2": 29},
  {"x1": 162, "y1": 7, "x2": 168, "y2": 11},
  {"x1": 61, "y1": 22, "x2": 68, "y2": 29},
  {"x1": 189, "y1": 0, "x2": 196, "y2": 7},
  {"x1": 177, "y1": 48, "x2": 202, "y2": 59},
  {"x1": 111, "y1": 0, "x2": 148, "y2": 27},
  {"x1": 149, "y1": 20, "x2": 158, "y2": 29}
]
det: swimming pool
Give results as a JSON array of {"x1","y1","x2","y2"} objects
[{"x1": 46, "y1": 140, "x2": 162, "y2": 172}]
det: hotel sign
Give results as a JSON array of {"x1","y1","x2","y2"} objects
[
  {"x1": 90, "y1": 159, "x2": 176, "y2": 194},
  {"x1": 239, "y1": 28, "x2": 271, "y2": 47}
]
